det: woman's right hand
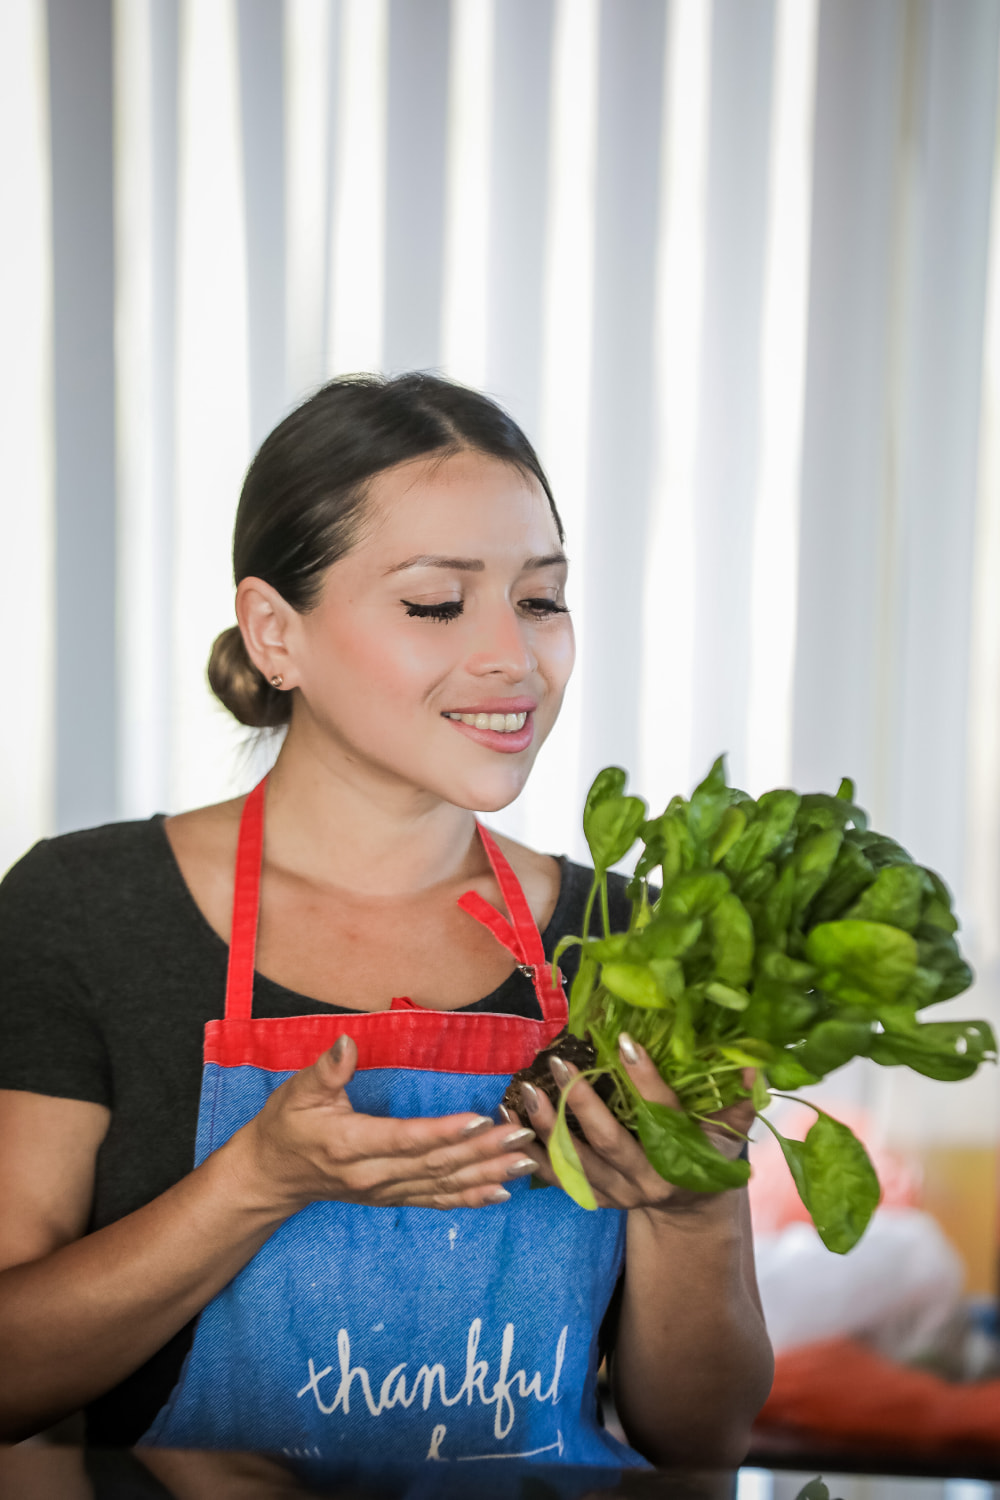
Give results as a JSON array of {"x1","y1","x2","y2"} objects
[{"x1": 233, "y1": 1034, "x2": 537, "y2": 1213}]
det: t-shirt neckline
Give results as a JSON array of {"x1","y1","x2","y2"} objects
[{"x1": 150, "y1": 812, "x2": 574, "y2": 1015}]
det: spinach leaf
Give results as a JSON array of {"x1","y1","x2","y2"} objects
[
  {"x1": 844, "y1": 864, "x2": 929, "y2": 932},
  {"x1": 548, "y1": 1090, "x2": 597, "y2": 1210},
  {"x1": 722, "y1": 789, "x2": 801, "y2": 877},
  {"x1": 601, "y1": 961, "x2": 669, "y2": 1009},
  {"x1": 709, "y1": 892, "x2": 755, "y2": 986},
  {"x1": 805, "y1": 920, "x2": 917, "y2": 1005},
  {"x1": 634, "y1": 1098, "x2": 750, "y2": 1193},
  {"x1": 869, "y1": 1020, "x2": 997, "y2": 1080},
  {"x1": 687, "y1": 755, "x2": 731, "y2": 847},
  {"x1": 763, "y1": 1110, "x2": 880, "y2": 1253},
  {"x1": 583, "y1": 767, "x2": 646, "y2": 870},
  {"x1": 796, "y1": 1016, "x2": 873, "y2": 1075}
]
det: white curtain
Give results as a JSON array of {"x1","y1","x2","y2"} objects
[{"x1": 3, "y1": 0, "x2": 1000, "y2": 1161}]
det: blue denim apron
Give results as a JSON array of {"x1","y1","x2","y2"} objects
[{"x1": 140, "y1": 779, "x2": 647, "y2": 1477}]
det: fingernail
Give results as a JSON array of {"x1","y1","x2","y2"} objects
[
  {"x1": 332, "y1": 1034, "x2": 349, "y2": 1063},
  {"x1": 506, "y1": 1158, "x2": 538, "y2": 1179},
  {"x1": 484, "y1": 1187, "x2": 511, "y2": 1204},
  {"x1": 498, "y1": 1104, "x2": 513, "y2": 1124},
  {"x1": 619, "y1": 1033, "x2": 640, "y2": 1066},
  {"x1": 502, "y1": 1128, "x2": 535, "y2": 1147},
  {"x1": 463, "y1": 1115, "x2": 494, "y2": 1135},
  {"x1": 550, "y1": 1056, "x2": 572, "y2": 1087},
  {"x1": 521, "y1": 1083, "x2": 541, "y2": 1116}
]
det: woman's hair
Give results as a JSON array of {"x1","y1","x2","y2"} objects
[{"x1": 208, "y1": 372, "x2": 562, "y2": 728}]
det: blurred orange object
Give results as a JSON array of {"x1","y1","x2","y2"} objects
[{"x1": 758, "y1": 1336, "x2": 1000, "y2": 1452}]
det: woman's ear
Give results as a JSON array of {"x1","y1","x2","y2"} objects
[{"x1": 235, "y1": 578, "x2": 299, "y2": 688}]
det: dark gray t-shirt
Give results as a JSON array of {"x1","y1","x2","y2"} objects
[{"x1": 0, "y1": 816, "x2": 630, "y2": 1442}]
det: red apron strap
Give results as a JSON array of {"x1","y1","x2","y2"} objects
[
  {"x1": 459, "y1": 823, "x2": 566, "y2": 1024},
  {"x1": 224, "y1": 778, "x2": 267, "y2": 1022}
]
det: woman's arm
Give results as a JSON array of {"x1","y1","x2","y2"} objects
[
  {"x1": 612, "y1": 1188, "x2": 773, "y2": 1467},
  {"x1": 511, "y1": 1044, "x2": 773, "y2": 1469},
  {"x1": 0, "y1": 1039, "x2": 538, "y2": 1441}
]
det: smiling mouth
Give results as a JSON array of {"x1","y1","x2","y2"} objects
[{"x1": 443, "y1": 711, "x2": 529, "y2": 734}]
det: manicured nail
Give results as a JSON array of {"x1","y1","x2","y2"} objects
[
  {"x1": 331, "y1": 1034, "x2": 349, "y2": 1063},
  {"x1": 484, "y1": 1187, "x2": 511, "y2": 1204},
  {"x1": 521, "y1": 1083, "x2": 541, "y2": 1116},
  {"x1": 506, "y1": 1158, "x2": 538, "y2": 1179},
  {"x1": 502, "y1": 1128, "x2": 535, "y2": 1147},
  {"x1": 498, "y1": 1104, "x2": 513, "y2": 1124},
  {"x1": 463, "y1": 1115, "x2": 494, "y2": 1135},
  {"x1": 619, "y1": 1032, "x2": 640, "y2": 1066},
  {"x1": 550, "y1": 1056, "x2": 572, "y2": 1087}
]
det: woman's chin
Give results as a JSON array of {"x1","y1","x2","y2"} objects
[{"x1": 445, "y1": 766, "x2": 533, "y2": 815}]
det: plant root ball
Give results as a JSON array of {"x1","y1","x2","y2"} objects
[{"x1": 503, "y1": 1029, "x2": 620, "y2": 1137}]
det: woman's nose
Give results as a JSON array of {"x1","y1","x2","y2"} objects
[{"x1": 467, "y1": 603, "x2": 536, "y2": 679}]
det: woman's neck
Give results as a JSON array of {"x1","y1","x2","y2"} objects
[{"x1": 260, "y1": 726, "x2": 485, "y2": 900}]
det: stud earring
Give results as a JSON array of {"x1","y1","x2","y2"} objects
[{"x1": 269, "y1": 674, "x2": 284, "y2": 688}]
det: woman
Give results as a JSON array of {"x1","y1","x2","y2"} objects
[{"x1": 0, "y1": 375, "x2": 772, "y2": 1473}]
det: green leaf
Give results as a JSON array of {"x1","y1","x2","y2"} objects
[
  {"x1": 601, "y1": 962, "x2": 669, "y2": 1009},
  {"x1": 846, "y1": 829, "x2": 913, "y2": 871},
  {"x1": 869, "y1": 1020, "x2": 997, "y2": 1081},
  {"x1": 657, "y1": 871, "x2": 731, "y2": 921},
  {"x1": 648, "y1": 957, "x2": 686, "y2": 1002},
  {"x1": 548, "y1": 1091, "x2": 597, "y2": 1209},
  {"x1": 796, "y1": 791, "x2": 868, "y2": 835},
  {"x1": 634, "y1": 1099, "x2": 750, "y2": 1193},
  {"x1": 583, "y1": 768, "x2": 647, "y2": 869},
  {"x1": 687, "y1": 755, "x2": 732, "y2": 847},
  {"x1": 764, "y1": 1053, "x2": 820, "y2": 1090},
  {"x1": 567, "y1": 955, "x2": 598, "y2": 1038},
  {"x1": 914, "y1": 924, "x2": 974, "y2": 1002},
  {"x1": 710, "y1": 806, "x2": 746, "y2": 865},
  {"x1": 805, "y1": 920, "x2": 918, "y2": 1006},
  {"x1": 723, "y1": 790, "x2": 801, "y2": 878},
  {"x1": 632, "y1": 915, "x2": 703, "y2": 963},
  {"x1": 709, "y1": 892, "x2": 755, "y2": 986},
  {"x1": 797, "y1": 1017, "x2": 873, "y2": 1076},
  {"x1": 585, "y1": 795, "x2": 647, "y2": 871},
  {"x1": 806, "y1": 841, "x2": 877, "y2": 926},
  {"x1": 705, "y1": 981, "x2": 750, "y2": 1011},
  {"x1": 794, "y1": 1479, "x2": 839, "y2": 1500},
  {"x1": 584, "y1": 765, "x2": 627, "y2": 819},
  {"x1": 844, "y1": 864, "x2": 929, "y2": 933},
  {"x1": 800, "y1": 1112, "x2": 880, "y2": 1253},
  {"x1": 758, "y1": 864, "x2": 797, "y2": 946},
  {"x1": 763, "y1": 1111, "x2": 880, "y2": 1253},
  {"x1": 791, "y1": 827, "x2": 845, "y2": 921}
]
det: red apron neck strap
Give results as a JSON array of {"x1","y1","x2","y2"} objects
[
  {"x1": 224, "y1": 777, "x2": 267, "y2": 1022},
  {"x1": 458, "y1": 823, "x2": 566, "y2": 1024}
]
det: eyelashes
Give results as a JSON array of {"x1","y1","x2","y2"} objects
[{"x1": 401, "y1": 599, "x2": 569, "y2": 624}]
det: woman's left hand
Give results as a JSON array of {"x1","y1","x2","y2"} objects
[{"x1": 504, "y1": 1035, "x2": 755, "y2": 1212}]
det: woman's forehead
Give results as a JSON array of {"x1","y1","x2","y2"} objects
[{"x1": 359, "y1": 450, "x2": 561, "y2": 560}]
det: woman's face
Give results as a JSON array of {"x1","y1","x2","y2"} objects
[{"x1": 279, "y1": 448, "x2": 574, "y2": 811}]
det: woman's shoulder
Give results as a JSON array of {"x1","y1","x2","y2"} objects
[{"x1": 2, "y1": 814, "x2": 173, "y2": 902}]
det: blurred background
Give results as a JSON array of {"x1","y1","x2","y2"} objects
[{"x1": 2, "y1": 0, "x2": 999, "y2": 1327}]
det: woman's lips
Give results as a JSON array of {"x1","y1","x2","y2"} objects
[{"x1": 441, "y1": 708, "x2": 535, "y2": 754}]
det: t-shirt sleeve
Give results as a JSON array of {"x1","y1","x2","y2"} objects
[{"x1": 0, "y1": 840, "x2": 112, "y2": 1106}]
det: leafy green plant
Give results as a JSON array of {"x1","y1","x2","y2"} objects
[{"x1": 511, "y1": 757, "x2": 995, "y2": 1253}]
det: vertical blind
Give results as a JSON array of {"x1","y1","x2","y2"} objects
[{"x1": 3, "y1": 0, "x2": 1000, "y2": 1145}]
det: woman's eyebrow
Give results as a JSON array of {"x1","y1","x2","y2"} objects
[
  {"x1": 386, "y1": 555, "x2": 485, "y2": 574},
  {"x1": 385, "y1": 551, "x2": 567, "y2": 575}
]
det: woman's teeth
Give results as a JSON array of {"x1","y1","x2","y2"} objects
[{"x1": 445, "y1": 711, "x2": 528, "y2": 733}]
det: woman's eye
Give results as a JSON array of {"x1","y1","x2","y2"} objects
[
  {"x1": 519, "y1": 598, "x2": 569, "y2": 618},
  {"x1": 401, "y1": 599, "x2": 463, "y2": 623}
]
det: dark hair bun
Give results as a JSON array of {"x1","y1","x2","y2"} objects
[{"x1": 207, "y1": 625, "x2": 290, "y2": 728}]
